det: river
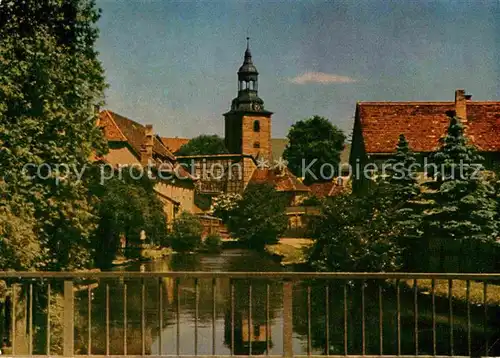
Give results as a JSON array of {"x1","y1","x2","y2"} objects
[{"x1": 69, "y1": 249, "x2": 500, "y2": 356}]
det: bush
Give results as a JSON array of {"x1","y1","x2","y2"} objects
[
  {"x1": 169, "y1": 212, "x2": 203, "y2": 252},
  {"x1": 227, "y1": 183, "x2": 288, "y2": 250},
  {"x1": 203, "y1": 234, "x2": 222, "y2": 253}
]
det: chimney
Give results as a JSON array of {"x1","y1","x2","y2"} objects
[
  {"x1": 141, "y1": 124, "x2": 154, "y2": 166},
  {"x1": 454, "y1": 89, "x2": 467, "y2": 121}
]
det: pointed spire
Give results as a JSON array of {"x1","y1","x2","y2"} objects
[
  {"x1": 244, "y1": 36, "x2": 253, "y2": 64},
  {"x1": 238, "y1": 37, "x2": 257, "y2": 74}
]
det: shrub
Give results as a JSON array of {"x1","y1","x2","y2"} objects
[
  {"x1": 227, "y1": 183, "x2": 288, "y2": 250},
  {"x1": 169, "y1": 212, "x2": 203, "y2": 252},
  {"x1": 204, "y1": 234, "x2": 223, "y2": 253}
]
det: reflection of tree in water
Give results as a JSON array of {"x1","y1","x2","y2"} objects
[
  {"x1": 292, "y1": 281, "x2": 500, "y2": 356},
  {"x1": 74, "y1": 276, "x2": 175, "y2": 355}
]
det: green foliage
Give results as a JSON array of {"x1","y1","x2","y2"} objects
[
  {"x1": 176, "y1": 135, "x2": 228, "y2": 156},
  {"x1": 210, "y1": 193, "x2": 242, "y2": 223},
  {"x1": 283, "y1": 116, "x2": 346, "y2": 183},
  {"x1": 299, "y1": 195, "x2": 323, "y2": 207},
  {"x1": 0, "y1": 206, "x2": 41, "y2": 271},
  {"x1": 89, "y1": 167, "x2": 168, "y2": 268},
  {"x1": 203, "y1": 234, "x2": 223, "y2": 253},
  {"x1": 421, "y1": 116, "x2": 498, "y2": 271},
  {"x1": 307, "y1": 190, "x2": 403, "y2": 272},
  {"x1": 169, "y1": 212, "x2": 203, "y2": 252},
  {"x1": 227, "y1": 183, "x2": 288, "y2": 250},
  {"x1": 379, "y1": 134, "x2": 423, "y2": 269},
  {"x1": 0, "y1": 0, "x2": 107, "y2": 270}
]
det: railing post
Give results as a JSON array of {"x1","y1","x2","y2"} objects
[
  {"x1": 283, "y1": 280, "x2": 293, "y2": 358},
  {"x1": 63, "y1": 280, "x2": 74, "y2": 357}
]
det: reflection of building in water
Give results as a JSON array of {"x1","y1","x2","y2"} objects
[{"x1": 224, "y1": 309, "x2": 272, "y2": 355}]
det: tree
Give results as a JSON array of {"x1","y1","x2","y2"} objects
[
  {"x1": 0, "y1": 206, "x2": 42, "y2": 271},
  {"x1": 210, "y1": 193, "x2": 242, "y2": 223},
  {"x1": 89, "y1": 167, "x2": 169, "y2": 268},
  {"x1": 169, "y1": 212, "x2": 203, "y2": 252},
  {"x1": 380, "y1": 134, "x2": 423, "y2": 269},
  {"x1": 307, "y1": 190, "x2": 402, "y2": 272},
  {"x1": 176, "y1": 135, "x2": 228, "y2": 156},
  {"x1": 227, "y1": 183, "x2": 288, "y2": 250},
  {"x1": 422, "y1": 116, "x2": 498, "y2": 272},
  {"x1": 0, "y1": 0, "x2": 107, "y2": 270},
  {"x1": 283, "y1": 116, "x2": 346, "y2": 184}
]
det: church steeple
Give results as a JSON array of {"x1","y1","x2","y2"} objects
[
  {"x1": 229, "y1": 38, "x2": 267, "y2": 113},
  {"x1": 224, "y1": 39, "x2": 273, "y2": 162}
]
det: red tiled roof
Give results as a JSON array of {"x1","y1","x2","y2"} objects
[
  {"x1": 357, "y1": 102, "x2": 500, "y2": 153},
  {"x1": 308, "y1": 181, "x2": 344, "y2": 198},
  {"x1": 250, "y1": 167, "x2": 310, "y2": 192},
  {"x1": 97, "y1": 110, "x2": 127, "y2": 142},
  {"x1": 160, "y1": 137, "x2": 190, "y2": 153},
  {"x1": 99, "y1": 110, "x2": 176, "y2": 161}
]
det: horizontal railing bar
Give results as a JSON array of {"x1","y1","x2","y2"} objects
[
  {"x1": 4, "y1": 356, "x2": 477, "y2": 358},
  {"x1": 1, "y1": 271, "x2": 500, "y2": 279}
]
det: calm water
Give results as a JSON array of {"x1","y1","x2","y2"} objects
[{"x1": 69, "y1": 249, "x2": 500, "y2": 356}]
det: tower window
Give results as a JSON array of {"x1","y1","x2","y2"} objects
[
  {"x1": 253, "y1": 120, "x2": 260, "y2": 132},
  {"x1": 253, "y1": 142, "x2": 260, "y2": 148}
]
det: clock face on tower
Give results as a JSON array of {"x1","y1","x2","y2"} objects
[{"x1": 254, "y1": 103, "x2": 261, "y2": 111}]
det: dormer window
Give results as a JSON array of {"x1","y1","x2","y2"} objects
[{"x1": 253, "y1": 120, "x2": 260, "y2": 132}]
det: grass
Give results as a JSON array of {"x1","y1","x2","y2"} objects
[
  {"x1": 140, "y1": 246, "x2": 173, "y2": 260},
  {"x1": 265, "y1": 240, "x2": 311, "y2": 265},
  {"x1": 399, "y1": 278, "x2": 500, "y2": 305}
]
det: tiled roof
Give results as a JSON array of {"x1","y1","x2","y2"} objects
[
  {"x1": 356, "y1": 101, "x2": 500, "y2": 153},
  {"x1": 307, "y1": 181, "x2": 344, "y2": 198},
  {"x1": 250, "y1": 167, "x2": 310, "y2": 192},
  {"x1": 160, "y1": 137, "x2": 190, "y2": 154},
  {"x1": 99, "y1": 110, "x2": 176, "y2": 160},
  {"x1": 97, "y1": 110, "x2": 127, "y2": 142}
]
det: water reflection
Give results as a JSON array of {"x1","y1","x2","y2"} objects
[{"x1": 71, "y1": 250, "x2": 500, "y2": 356}]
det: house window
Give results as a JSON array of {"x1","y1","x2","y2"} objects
[
  {"x1": 253, "y1": 142, "x2": 260, "y2": 148},
  {"x1": 253, "y1": 120, "x2": 260, "y2": 132}
]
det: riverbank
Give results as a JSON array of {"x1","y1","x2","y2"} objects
[
  {"x1": 400, "y1": 278, "x2": 500, "y2": 305},
  {"x1": 111, "y1": 246, "x2": 173, "y2": 266},
  {"x1": 265, "y1": 238, "x2": 313, "y2": 266}
]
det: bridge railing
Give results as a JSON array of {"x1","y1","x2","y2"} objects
[{"x1": 0, "y1": 272, "x2": 499, "y2": 357}]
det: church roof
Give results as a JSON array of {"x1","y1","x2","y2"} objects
[
  {"x1": 238, "y1": 38, "x2": 258, "y2": 74},
  {"x1": 250, "y1": 167, "x2": 310, "y2": 192},
  {"x1": 355, "y1": 101, "x2": 500, "y2": 154}
]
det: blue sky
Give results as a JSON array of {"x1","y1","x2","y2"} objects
[{"x1": 96, "y1": 0, "x2": 500, "y2": 139}]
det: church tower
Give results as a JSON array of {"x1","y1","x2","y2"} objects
[{"x1": 224, "y1": 38, "x2": 273, "y2": 161}]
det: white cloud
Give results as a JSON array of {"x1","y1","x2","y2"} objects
[{"x1": 289, "y1": 71, "x2": 357, "y2": 84}]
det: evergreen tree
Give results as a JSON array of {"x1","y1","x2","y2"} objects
[
  {"x1": 422, "y1": 116, "x2": 498, "y2": 271},
  {"x1": 0, "y1": 0, "x2": 107, "y2": 269},
  {"x1": 380, "y1": 134, "x2": 423, "y2": 269}
]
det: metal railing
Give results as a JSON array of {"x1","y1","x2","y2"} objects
[{"x1": 0, "y1": 272, "x2": 499, "y2": 357}]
